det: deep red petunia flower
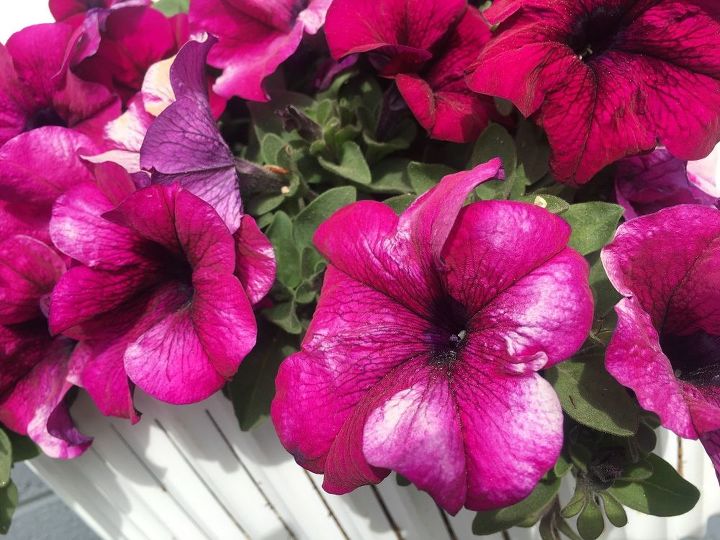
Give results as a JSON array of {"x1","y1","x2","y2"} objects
[
  {"x1": 602, "y1": 205, "x2": 720, "y2": 481},
  {"x1": 469, "y1": 0, "x2": 720, "y2": 184},
  {"x1": 272, "y1": 160, "x2": 593, "y2": 513},
  {"x1": 325, "y1": 0, "x2": 498, "y2": 143}
]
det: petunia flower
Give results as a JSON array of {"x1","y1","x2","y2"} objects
[
  {"x1": 189, "y1": 0, "x2": 332, "y2": 101},
  {"x1": 469, "y1": 0, "x2": 720, "y2": 185},
  {"x1": 271, "y1": 159, "x2": 593, "y2": 513},
  {"x1": 71, "y1": 5, "x2": 188, "y2": 103},
  {"x1": 0, "y1": 23, "x2": 120, "y2": 147},
  {"x1": 49, "y1": 0, "x2": 149, "y2": 22},
  {"x1": 140, "y1": 36, "x2": 249, "y2": 233},
  {"x1": 602, "y1": 205, "x2": 720, "y2": 481},
  {"x1": 0, "y1": 126, "x2": 97, "y2": 242},
  {"x1": 48, "y1": 182, "x2": 274, "y2": 420},
  {"x1": 614, "y1": 148, "x2": 718, "y2": 219},
  {"x1": 325, "y1": 0, "x2": 497, "y2": 143},
  {"x1": 0, "y1": 235, "x2": 91, "y2": 459}
]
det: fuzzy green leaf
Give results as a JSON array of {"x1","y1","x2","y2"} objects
[
  {"x1": 472, "y1": 475, "x2": 561, "y2": 535},
  {"x1": 407, "y1": 162, "x2": 454, "y2": 195},
  {"x1": 515, "y1": 119, "x2": 550, "y2": 183},
  {"x1": 518, "y1": 194, "x2": 570, "y2": 214},
  {"x1": 577, "y1": 498, "x2": 604, "y2": 540},
  {"x1": 562, "y1": 202, "x2": 624, "y2": 255},
  {"x1": 608, "y1": 454, "x2": 700, "y2": 517},
  {"x1": 263, "y1": 301, "x2": 303, "y2": 335},
  {"x1": 369, "y1": 159, "x2": 413, "y2": 194},
  {"x1": 153, "y1": 0, "x2": 189, "y2": 15},
  {"x1": 587, "y1": 253, "x2": 621, "y2": 318},
  {"x1": 0, "y1": 481, "x2": 17, "y2": 535},
  {"x1": 267, "y1": 212, "x2": 301, "y2": 289},
  {"x1": 0, "y1": 431, "x2": 9, "y2": 488},
  {"x1": 6, "y1": 432, "x2": 38, "y2": 463},
  {"x1": 546, "y1": 353, "x2": 641, "y2": 436},
  {"x1": 293, "y1": 187, "x2": 357, "y2": 247},
  {"x1": 385, "y1": 194, "x2": 416, "y2": 215},
  {"x1": 600, "y1": 492, "x2": 628, "y2": 527},
  {"x1": 318, "y1": 141, "x2": 372, "y2": 185},
  {"x1": 228, "y1": 322, "x2": 298, "y2": 431}
]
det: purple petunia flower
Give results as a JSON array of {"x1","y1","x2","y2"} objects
[
  {"x1": 614, "y1": 149, "x2": 718, "y2": 220},
  {"x1": 602, "y1": 205, "x2": 720, "y2": 481},
  {"x1": 48, "y1": 181, "x2": 275, "y2": 421},
  {"x1": 189, "y1": 0, "x2": 332, "y2": 101},
  {"x1": 0, "y1": 23, "x2": 120, "y2": 147},
  {"x1": 139, "y1": 36, "x2": 241, "y2": 232},
  {"x1": 469, "y1": 0, "x2": 720, "y2": 185},
  {"x1": 0, "y1": 235, "x2": 91, "y2": 459},
  {"x1": 325, "y1": 0, "x2": 498, "y2": 143},
  {"x1": 271, "y1": 160, "x2": 593, "y2": 513}
]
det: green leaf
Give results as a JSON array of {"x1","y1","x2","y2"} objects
[
  {"x1": 318, "y1": 141, "x2": 372, "y2": 185},
  {"x1": 363, "y1": 121, "x2": 416, "y2": 164},
  {"x1": 600, "y1": 492, "x2": 628, "y2": 527},
  {"x1": 608, "y1": 454, "x2": 700, "y2": 517},
  {"x1": 263, "y1": 301, "x2": 303, "y2": 335},
  {"x1": 0, "y1": 481, "x2": 17, "y2": 535},
  {"x1": 587, "y1": 253, "x2": 621, "y2": 318},
  {"x1": 562, "y1": 202, "x2": 624, "y2": 255},
  {"x1": 267, "y1": 212, "x2": 301, "y2": 289},
  {"x1": 227, "y1": 322, "x2": 298, "y2": 431},
  {"x1": 248, "y1": 92, "x2": 315, "y2": 142},
  {"x1": 515, "y1": 118, "x2": 550, "y2": 183},
  {"x1": 472, "y1": 475, "x2": 561, "y2": 535},
  {"x1": 620, "y1": 458, "x2": 653, "y2": 481},
  {"x1": 407, "y1": 162, "x2": 454, "y2": 196},
  {"x1": 385, "y1": 194, "x2": 416, "y2": 215},
  {"x1": 0, "y1": 431, "x2": 9, "y2": 488},
  {"x1": 635, "y1": 422, "x2": 658, "y2": 454},
  {"x1": 395, "y1": 473, "x2": 411, "y2": 487},
  {"x1": 561, "y1": 488, "x2": 587, "y2": 519},
  {"x1": 554, "y1": 453, "x2": 572, "y2": 477},
  {"x1": 546, "y1": 352, "x2": 641, "y2": 436},
  {"x1": 494, "y1": 97, "x2": 514, "y2": 116},
  {"x1": 293, "y1": 187, "x2": 357, "y2": 247},
  {"x1": 469, "y1": 124, "x2": 517, "y2": 174},
  {"x1": 518, "y1": 194, "x2": 570, "y2": 215},
  {"x1": 6, "y1": 432, "x2": 38, "y2": 463},
  {"x1": 577, "y1": 498, "x2": 604, "y2": 540},
  {"x1": 369, "y1": 159, "x2": 413, "y2": 194},
  {"x1": 153, "y1": 0, "x2": 188, "y2": 15},
  {"x1": 260, "y1": 133, "x2": 287, "y2": 165}
]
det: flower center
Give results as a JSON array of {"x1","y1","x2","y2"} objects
[
  {"x1": 25, "y1": 107, "x2": 67, "y2": 131},
  {"x1": 430, "y1": 329, "x2": 467, "y2": 368},
  {"x1": 567, "y1": 6, "x2": 626, "y2": 61},
  {"x1": 660, "y1": 330, "x2": 720, "y2": 386}
]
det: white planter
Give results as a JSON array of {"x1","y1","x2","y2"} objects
[{"x1": 29, "y1": 391, "x2": 720, "y2": 540}]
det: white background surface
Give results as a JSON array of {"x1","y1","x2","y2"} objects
[{"x1": 0, "y1": 0, "x2": 52, "y2": 43}]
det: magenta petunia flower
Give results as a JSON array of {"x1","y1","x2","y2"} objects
[
  {"x1": 0, "y1": 235, "x2": 91, "y2": 459},
  {"x1": 602, "y1": 205, "x2": 720, "y2": 481},
  {"x1": 0, "y1": 23, "x2": 120, "y2": 147},
  {"x1": 48, "y1": 182, "x2": 274, "y2": 420},
  {"x1": 615, "y1": 149, "x2": 718, "y2": 220},
  {"x1": 189, "y1": 0, "x2": 331, "y2": 101},
  {"x1": 49, "y1": 0, "x2": 149, "y2": 22},
  {"x1": 271, "y1": 160, "x2": 593, "y2": 513},
  {"x1": 0, "y1": 126, "x2": 97, "y2": 242},
  {"x1": 71, "y1": 5, "x2": 188, "y2": 103},
  {"x1": 325, "y1": 0, "x2": 497, "y2": 143},
  {"x1": 469, "y1": 0, "x2": 720, "y2": 185},
  {"x1": 140, "y1": 37, "x2": 241, "y2": 232}
]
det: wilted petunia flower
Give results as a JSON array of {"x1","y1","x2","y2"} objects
[
  {"x1": 325, "y1": 0, "x2": 497, "y2": 143},
  {"x1": 271, "y1": 159, "x2": 593, "y2": 513},
  {"x1": 49, "y1": 182, "x2": 275, "y2": 420},
  {"x1": 140, "y1": 37, "x2": 245, "y2": 232},
  {"x1": 602, "y1": 206, "x2": 720, "y2": 480},
  {"x1": 614, "y1": 149, "x2": 718, "y2": 220},
  {"x1": 0, "y1": 23, "x2": 120, "y2": 147},
  {"x1": 469, "y1": 0, "x2": 720, "y2": 185},
  {"x1": 0, "y1": 235, "x2": 91, "y2": 459},
  {"x1": 189, "y1": 0, "x2": 332, "y2": 101}
]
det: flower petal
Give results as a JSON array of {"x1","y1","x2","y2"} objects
[{"x1": 233, "y1": 214, "x2": 276, "y2": 305}]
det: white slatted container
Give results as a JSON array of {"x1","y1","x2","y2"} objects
[{"x1": 30, "y1": 391, "x2": 720, "y2": 540}]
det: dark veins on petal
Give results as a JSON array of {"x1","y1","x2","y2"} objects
[
  {"x1": 567, "y1": 5, "x2": 629, "y2": 61},
  {"x1": 25, "y1": 107, "x2": 67, "y2": 131},
  {"x1": 661, "y1": 331, "x2": 720, "y2": 386}
]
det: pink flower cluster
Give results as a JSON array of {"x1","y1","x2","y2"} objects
[{"x1": 1, "y1": 0, "x2": 720, "y2": 520}]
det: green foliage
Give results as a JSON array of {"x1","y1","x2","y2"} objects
[
  {"x1": 227, "y1": 321, "x2": 299, "y2": 430},
  {"x1": 561, "y1": 202, "x2": 624, "y2": 256},
  {"x1": 0, "y1": 426, "x2": 37, "y2": 535},
  {"x1": 546, "y1": 351, "x2": 641, "y2": 436},
  {"x1": 153, "y1": 0, "x2": 189, "y2": 15}
]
